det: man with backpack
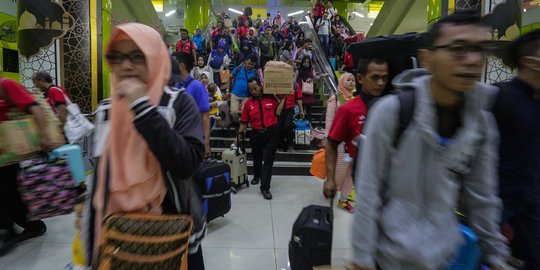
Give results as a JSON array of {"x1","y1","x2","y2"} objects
[
  {"x1": 230, "y1": 55, "x2": 259, "y2": 123},
  {"x1": 345, "y1": 11, "x2": 509, "y2": 270},
  {"x1": 493, "y1": 29, "x2": 540, "y2": 270},
  {"x1": 175, "y1": 29, "x2": 198, "y2": 67},
  {"x1": 259, "y1": 27, "x2": 277, "y2": 68},
  {"x1": 315, "y1": 12, "x2": 332, "y2": 55},
  {"x1": 324, "y1": 58, "x2": 388, "y2": 213},
  {"x1": 173, "y1": 53, "x2": 212, "y2": 158}
]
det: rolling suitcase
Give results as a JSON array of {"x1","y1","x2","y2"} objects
[
  {"x1": 221, "y1": 133, "x2": 249, "y2": 193},
  {"x1": 194, "y1": 159, "x2": 232, "y2": 222},
  {"x1": 289, "y1": 200, "x2": 333, "y2": 270},
  {"x1": 50, "y1": 144, "x2": 85, "y2": 184}
]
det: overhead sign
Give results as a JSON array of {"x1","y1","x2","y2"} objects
[{"x1": 17, "y1": 0, "x2": 75, "y2": 59}]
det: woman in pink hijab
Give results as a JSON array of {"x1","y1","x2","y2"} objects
[
  {"x1": 84, "y1": 23, "x2": 205, "y2": 269},
  {"x1": 324, "y1": 72, "x2": 356, "y2": 213}
]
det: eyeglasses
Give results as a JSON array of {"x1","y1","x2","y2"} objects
[
  {"x1": 429, "y1": 43, "x2": 494, "y2": 59},
  {"x1": 106, "y1": 52, "x2": 146, "y2": 64}
]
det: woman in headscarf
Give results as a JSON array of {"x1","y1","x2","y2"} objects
[
  {"x1": 324, "y1": 72, "x2": 356, "y2": 213},
  {"x1": 191, "y1": 55, "x2": 214, "y2": 81},
  {"x1": 208, "y1": 41, "x2": 231, "y2": 87},
  {"x1": 84, "y1": 23, "x2": 206, "y2": 268},
  {"x1": 235, "y1": 39, "x2": 257, "y2": 68},
  {"x1": 295, "y1": 56, "x2": 328, "y2": 122}
]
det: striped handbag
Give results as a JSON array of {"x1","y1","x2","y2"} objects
[{"x1": 96, "y1": 213, "x2": 193, "y2": 270}]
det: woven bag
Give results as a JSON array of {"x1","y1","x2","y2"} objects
[{"x1": 96, "y1": 213, "x2": 193, "y2": 270}]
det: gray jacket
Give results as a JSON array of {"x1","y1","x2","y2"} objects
[{"x1": 352, "y1": 70, "x2": 509, "y2": 269}]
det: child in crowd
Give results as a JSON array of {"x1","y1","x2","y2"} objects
[{"x1": 207, "y1": 83, "x2": 222, "y2": 130}]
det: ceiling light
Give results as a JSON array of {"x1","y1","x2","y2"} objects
[
  {"x1": 228, "y1": 8, "x2": 243, "y2": 15},
  {"x1": 165, "y1": 10, "x2": 176, "y2": 17},
  {"x1": 288, "y1": 10, "x2": 304, "y2": 17},
  {"x1": 523, "y1": 8, "x2": 527, "y2": 12},
  {"x1": 353, "y1": 12, "x2": 365, "y2": 18}
]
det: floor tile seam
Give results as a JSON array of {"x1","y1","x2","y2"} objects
[
  {"x1": 270, "y1": 200, "x2": 280, "y2": 270},
  {"x1": 0, "y1": 244, "x2": 39, "y2": 270}
]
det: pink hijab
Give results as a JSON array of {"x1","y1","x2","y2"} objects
[
  {"x1": 338, "y1": 72, "x2": 355, "y2": 101},
  {"x1": 93, "y1": 23, "x2": 170, "y2": 252}
]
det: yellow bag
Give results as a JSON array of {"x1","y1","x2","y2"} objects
[
  {"x1": 71, "y1": 229, "x2": 87, "y2": 267},
  {"x1": 310, "y1": 148, "x2": 327, "y2": 180}
]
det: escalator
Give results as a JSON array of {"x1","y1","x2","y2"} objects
[{"x1": 298, "y1": 15, "x2": 339, "y2": 98}]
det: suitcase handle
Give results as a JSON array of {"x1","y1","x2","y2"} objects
[{"x1": 234, "y1": 132, "x2": 246, "y2": 155}]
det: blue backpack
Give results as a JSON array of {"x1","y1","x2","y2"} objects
[{"x1": 209, "y1": 52, "x2": 225, "y2": 69}]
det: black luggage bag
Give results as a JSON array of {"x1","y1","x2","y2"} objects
[
  {"x1": 194, "y1": 159, "x2": 232, "y2": 222},
  {"x1": 289, "y1": 201, "x2": 333, "y2": 270}
]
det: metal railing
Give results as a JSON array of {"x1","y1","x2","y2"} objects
[{"x1": 299, "y1": 15, "x2": 339, "y2": 97}]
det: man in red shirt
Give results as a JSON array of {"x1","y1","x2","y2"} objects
[
  {"x1": 238, "y1": 78, "x2": 287, "y2": 200},
  {"x1": 211, "y1": 21, "x2": 223, "y2": 39},
  {"x1": 0, "y1": 77, "x2": 51, "y2": 254},
  {"x1": 324, "y1": 58, "x2": 388, "y2": 200},
  {"x1": 236, "y1": 20, "x2": 251, "y2": 43},
  {"x1": 278, "y1": 79, "x2": 304, "y2": 152},
  {"x1": 32, "y1": 71, "x2": 68, "y2": 127},
  {"x1": 175, "y1": 29, "x2": 198, "y2": 66}
]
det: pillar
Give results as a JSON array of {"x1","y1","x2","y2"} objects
[
  {"x1": 185, "y1": 0, "x2": 210, "y2": 33},
  {"x1": 62, "y1": 0, "x2": 92, "y2": 113},
  {"x1": 100, "y1": 0, "x2": 112, "y2": 102}
]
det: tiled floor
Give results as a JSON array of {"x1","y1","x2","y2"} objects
[{"x1": 0, "y1": 176, "x2": 354, "y2": 270}]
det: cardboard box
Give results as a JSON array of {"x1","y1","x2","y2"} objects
[
  {"x1": 0, "y1": 118, "x2": 40, "y2": 166},
  {"x1": 263, "y1": 61, "x2": 295, "y2": 95},
  {"x1": 224, "y1": 19, "x2": 233, "y2": 28}
]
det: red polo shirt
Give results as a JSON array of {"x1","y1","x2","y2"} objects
[
  {"x1": 0, "y1": 78, "x2": 38, "y2": 121},
  {"x1": 240, "y1": 96, "x2": 279, "y2": 130},
  {"x1": 237, "y1": 26, "x2": 250, "y2": 38},
  {"x1": 285, "y1": 88, "x2": 302, "y2": 109},
  {"x1": 176, "y1": 40, "x2": 196, "y2": 54},
  {"x1": 328, "y1": 96, "x2": 367, "y2": 159},
  {"x1": 44, "y1": 86, "x2": 68, "y2": 110}
]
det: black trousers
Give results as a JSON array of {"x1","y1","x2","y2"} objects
[
  {"x1": 188, "y1": 246, "x2": 205, "y2": 270},
  {"x1": 278, "y1": 108, "x2": 295, "y2": 150},
  {"x1": 250, "y1": 126, "x2": 278, "y2": 191},
  {"x1": 0, "y1": 164, "x2": 29, "y2": 229},
  {"x1": 304, "y1": 104, "x2": 313, "y2": 122}
]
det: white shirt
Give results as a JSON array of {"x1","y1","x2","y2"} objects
[{"x1": 316, "y1": 18, "x2": 331, "y2": 35}]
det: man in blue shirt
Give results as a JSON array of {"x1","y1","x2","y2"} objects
[
  {"x1": 192, "y1": 28, "x2": 206, "y2": 57},
  {"x1": 173, "y1": 52, "x2": 212, "y2": 158},
  {"x1": 230, "y1": 55, "x2": 258, "y2": 123}
]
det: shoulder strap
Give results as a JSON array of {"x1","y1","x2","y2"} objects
[
  {"x1": 393, "y1": 88, "x2": 416, "y2": 148},
  {"x1": 335, "y1": 93, "x2": 346, "y2": 105}
]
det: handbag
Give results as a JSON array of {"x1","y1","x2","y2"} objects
[
  {"x1": 32, "y1": 93, "x2": 66, "y2": 147},
  {"x1": 310, "y1": 148, "x2": 326, "y2": 180},
  {"x1": 63, "y1": 93, "x2": 95, "y2": 144},
  {"x1": 96, "y1": 213, "x2": 193, "y2": 270},
  {"x1": 220, "y1": 69, "x2": 231, "y2": 84},
  {"x1": 17, "y1": 156, "x2": 79, "y2": 221},
  {"x1": 301, "y1": 79, "x2": 314, "y2": 95}
]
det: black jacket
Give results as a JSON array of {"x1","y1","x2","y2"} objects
[
  {"x1": 132, "y1": 90, "x2": 205, "y2": 178},
  {"x1": 494, "y1": 78, "x2": 540, "y2": 205}
]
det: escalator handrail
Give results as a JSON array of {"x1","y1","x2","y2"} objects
[{"x1": 301, "y1": 15, "x2": 339, "y2": 97}]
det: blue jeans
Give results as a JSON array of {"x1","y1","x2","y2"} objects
[{"x1": 318, "y1": 34, "x2": 329, "y2": 54}]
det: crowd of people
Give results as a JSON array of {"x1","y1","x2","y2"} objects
[{"x1": 0, "y1": 4, "x2": 539, "y2": 270}]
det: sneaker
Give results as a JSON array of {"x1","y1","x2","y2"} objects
[
  {"x1": 251, "y1": 177, "x2": 260, "y2": 185},
  {"x1": 20, "y1": 220, "x2": 47, "y2": 240},
  {"x1": 338, "y1": 200, "x2": 354, "y2": 213},
  {"x1": 0, "y1": 228, "x2": 19, "y2": 255},
  {"x1": 261, "y1": 190, "x2": 273, "y2": 200}
]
